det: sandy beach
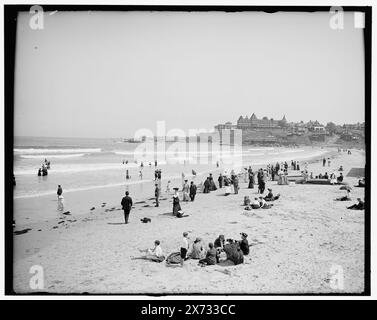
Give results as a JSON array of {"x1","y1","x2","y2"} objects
[{"x1": 13, "y1": 149, "x2": 365, "y2": 294}]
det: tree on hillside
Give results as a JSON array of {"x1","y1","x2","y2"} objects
[{"x1": 326, "y1": 122, "x2": 337, "y2": 135}]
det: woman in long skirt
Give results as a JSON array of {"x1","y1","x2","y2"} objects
[{"x1": 172, "y1": 189, "x2": 181, "y2": 215}]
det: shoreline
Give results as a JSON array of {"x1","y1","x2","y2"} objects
[{"x1": 13, "y1": 147, "x2": 335, "y2": 227}]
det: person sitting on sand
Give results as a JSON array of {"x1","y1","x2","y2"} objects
[
  {"x1": 347, "y1": 198, "x2": 365, "y2": 210},
  {"x1": 189, "y1": 237, "x2": 206, "y2": 259},
  {"x1": 243, "y1": 196, "x2": 251, "y2": 206},
  {"x1": 357, "y1": 178, "x2": 365, "y2": 187},
  {"x1": 198, "y1": 243, "x2": 217, "y2": 266},
  {"x1": 259, "y1": 196, "x2": 273, "y2": 209},
  {"x1": 338, "y1": 165, "x2": 344, "y2": 171},
  {"x1": 323, "y1": 172, "x2": 329, "y2": 179},
  {"x1": 264, "y1": 188, "x2": 280, "y2": 201},
  {"x1": 223, "y1": 240, "x2": 244, "y2": 265},
  {"x1": 239, "y1": 233, "x2": 250, "y2": 256},
  {"x1": 214, "y1": 235, "x2": 225, "y2": 250},
  {"x1": 337, "y1": 172, "x2": 344, "y2": 183},
  {"x1": 335, "y1": 189, "x2": 351, "y2": 201},
  {"x1": 131, "y1": 240, "x2": 165, "y2": 262},
  {"x1": 251, "y1": 197, "x2": 261, "y2": 209}
]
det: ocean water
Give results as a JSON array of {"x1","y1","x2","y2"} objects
[{"x1": 13, "y1": 136, "x2": 329, "y2": 225}]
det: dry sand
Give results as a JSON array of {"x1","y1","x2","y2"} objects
[{"x1": 13, "y1": 149, "x2": 366, "y2": 294}]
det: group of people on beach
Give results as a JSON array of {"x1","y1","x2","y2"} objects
[
  {"x1": 118, "y1": 150, "x2": 366, "y2": 271},
  {"x1": 132, "y1": 231, "x2": 251, "y2": 267},
  {"x1": 37, "y1": 158, "x2": 51, "y2": 176},
  {"x1": 337, "y1": 148, "x2": 352, "y2": 155}
]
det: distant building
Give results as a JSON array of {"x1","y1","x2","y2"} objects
[
  {"x1": 214, "y1": 121, "x2": 237, "y2": 131},
  {"x1": 306, "y1": 120, "x2": 326, "y2": 134},
  {"x1": 287, "y1": 121, "x2": 308, "y2": 135},
  {"x1": 343, "y1": 122, "x2": 365, "y2": 131},
  {"x1": 236, "y1": 113, "x2": 287, "y2": 129}
]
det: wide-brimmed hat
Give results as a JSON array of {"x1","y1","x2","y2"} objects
[
  {"x1": 268, "y1": 188, "x2": 272, "y2": 191},
  {"x1": 240, "y1": 232, "x2": 248, "y2": 238},
  {"x1": 183, "y1": 231, "x2": 188, "y2": 236}
]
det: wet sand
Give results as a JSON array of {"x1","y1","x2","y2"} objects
[{"x1": 13, "y1": 149, "x2": 365, "y2": 294}]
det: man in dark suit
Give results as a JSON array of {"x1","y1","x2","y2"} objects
[
  {"x1": 121, "y1": 191, "x2": 133, "y2": 224},
  {"x1": 155, "y1": 183, "x2": 160, "y2": 207},
  {"x1": 189, "y1": 181, "x2": 197, "y2": 202}
]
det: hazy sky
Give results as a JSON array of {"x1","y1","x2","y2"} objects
[{"x1": 14, "y1": 10, "x2": 365, "y2": 138}]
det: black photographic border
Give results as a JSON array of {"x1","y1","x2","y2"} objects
[{"x1": 4, "y1": 4, "x2": 372, "y2": 297}]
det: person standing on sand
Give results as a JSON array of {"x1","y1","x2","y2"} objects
[
  {"x1": 180, "y1": 232, "x2": 190, "y2": 266},
  {"x1": 209, "y1": 173, "x2": 217, "y2": 191},
  {"x1": 218, "y1": 173, "x2": 224, "y2": 188},
  {"x1": 154, "y1": 183, "x2": 160, "y2": 207},
  {"x1": 233, "y1": 174, "x2": 239, "y2": 194},
  {"x1": 172, "y1": 188, "x2": 181, "y2": 215},
  {"x1": 189, "y1": 181, "x2": 197, "y2": 201},
  {"x1": 57, "y1": 185, "x2": 63, "y2": 198},
  {"x1": 203, "y1": 177, "x2": 210, "y2": 193},
  {"x1": 323, "y1": 157, "x2": 326, "y2": 167},
  {"x1": 121, "y1": 191, "x2": 133, "y2": 224},
  {"x1": 182, "y1": 180, "x2": 190, "y2": 201},
  {"x1": 166, "y1": 180, "x2": 171, "y2": 194},
  {"x1": 248, "y1": 169, "x2": 254, "y2": 189}
]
